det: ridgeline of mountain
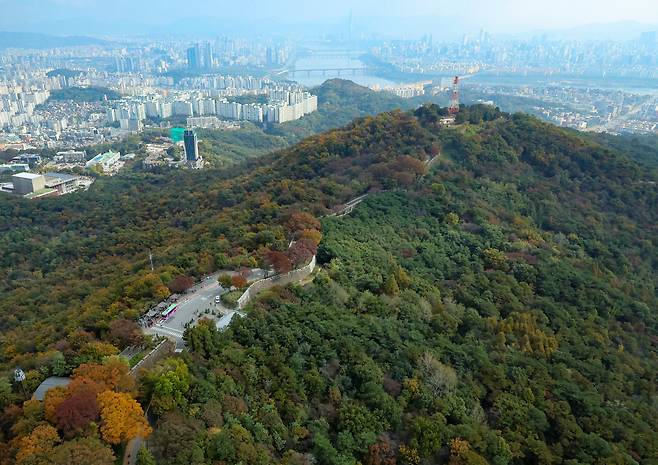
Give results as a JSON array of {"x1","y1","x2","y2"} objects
[
  {"x1": 269, "y1": 79, "x2": 412, "y2": 142},
  {"x1": 46, "y1": 68, "x2": 84, "y2": 79},
  {"x1": 586, "y1": 132, "x2": 658, "y2": 168},
  {"x1": 0, "y1": 103, "x2": 656, "y2": 464},
  {"x1": 47, "y1": 86, "x2": 121, "y2": 102},
  {"x1": 0, "y1": 31, "x2": 108, "y2": 49}
]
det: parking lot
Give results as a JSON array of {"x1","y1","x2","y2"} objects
[{"x1": 145, "y1": 269, "x2": 266, "y2": 348}]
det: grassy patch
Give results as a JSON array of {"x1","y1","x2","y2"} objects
[
  {"x1": 220, "y1": 290, "x2": 243, "y2": 308},
  {"x1": 128, "y1": 349, "x2": 147, "y2": 368}
]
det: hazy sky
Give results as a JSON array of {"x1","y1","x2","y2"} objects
[{"x1": 1, "y1": 0, "x2": 657, "y2": 36}]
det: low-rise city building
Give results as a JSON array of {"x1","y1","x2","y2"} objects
[
  {"x1": 0, "y1": 163, "x2": 30, "y2": 173},
  {"x1": 85, "y1": 150, "x2": 121, "y2": 173},
  {"x1": 12, "y1": 172, "x2": 46, "y2": 195},
  {"x1": 56, "y1": 150, "x2": 87, "y2": 163},
  {"x1": 44, "y1": 172, "x2": 80, "y2": 195}
]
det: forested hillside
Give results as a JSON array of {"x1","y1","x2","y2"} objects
[
  {"x1": 0, "y1": 103, "x2": 656, "y2": 465},
  {"x1": 585, "y1": 132, "x2": 658, "y2": 168},
  {"x1": 268, "y1": 79, "x2": 411, "y2": 143},
  {"x1": 0, "y1": 109, "x2": 431, "y2": 374},
  {"x1": 48, "y1": 86, "x2": 121, "y2": 102},
  {"x1": 173, "y1": 106, "x2": 657, "y2": 465}
]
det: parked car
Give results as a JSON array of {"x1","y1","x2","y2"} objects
[{"x1": 215, "y1": 295, "x2": 221, "y2": 304}]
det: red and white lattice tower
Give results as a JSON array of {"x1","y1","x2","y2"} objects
[{"x1": 448, "y1": 75, "x2": 460, "y2": 114}]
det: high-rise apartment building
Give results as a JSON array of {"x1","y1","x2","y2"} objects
[
  {"x1": 183, "y1": 130, "x2": 199, "y2": 162},
  {"x1": 187, "y1": 42, "x2": 213, "y2": 70},
  {"x1": 187, "y1": 44, "x2": 201, "y2": 70}
]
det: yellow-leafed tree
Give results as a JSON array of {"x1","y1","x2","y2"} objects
[{"x1": 97, "y1": 391, "x2": 151, "y2": 445}]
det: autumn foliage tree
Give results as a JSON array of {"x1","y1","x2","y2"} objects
[
  {"x1": 11, "y1": 399, "x2": 45, "y2": 439},
  {"x1": 72, "y1": 356, "x2": 135, "y2": 393},
  {"x1": 108, "y1": 318, "x2": 144, "y2": 348},
  {"x1": 285, "y1": 212, "x2": 321, "y2": 236},
  {"x1": 15, "y1": 424, "x2": 60, "y2": 465},
  {"x1": 287, "y1": 239, "x2": 317, "y2": 267},
  {"x1": 167, "y1": 275, "x2": 194, "y2": 294},
  {"x1": 298, "y1": 228, "x2": 322, "y2": 246},
  {"x1": 9, "y1": 352, "x2": 152, "y2": 463},
  {"x1": 43, "y1": 387, "x2": 68, "y2": 423},
  {"x1": 97, "y1": 391, "x2": 151, "y2": 445},
  {"x1": 448, "y1": 438, "x2": 488, "y2": 465},
  {"x1": 50, "y1": 437, "x2": 115, "y2": 465},
  {"x1": 365, "y1": 438, "x2": 397, "y2": 465},
  {"x1": 54, "y1": 387, "x2": 99, "y2": 437},
  {"x1": 264, "y1": 250, "x2": 292, "y2": 275},
  {"x1": 231, "y1": 275, "x2": 248, "y2": 289}
]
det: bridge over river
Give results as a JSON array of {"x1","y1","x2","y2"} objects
[
  {"x1": 286, "y1": 66, "x2": 378, "y2": 78},
  {"x1": 274, "y1": 49, "x2": 389, "y2": 85}
]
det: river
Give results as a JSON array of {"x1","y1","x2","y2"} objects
[{"x1": 291, "y1": 55, "x2": 400, "y2": 88}]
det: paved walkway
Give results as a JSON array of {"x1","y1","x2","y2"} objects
[
  {"x1": 326, "y1": 193, "x2": 369, "y2": 218},
  {"x1": 123, "y1": 436, "x2": 142, "y2": 465}
]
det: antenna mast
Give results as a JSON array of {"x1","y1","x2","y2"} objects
[{"x1": 449, "y1": 76, "x2": 460, "y2": 114}]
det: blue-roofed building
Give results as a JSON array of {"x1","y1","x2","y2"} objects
[{"x1": 85, "y1": 151, "x2": 120, "y2": 172}]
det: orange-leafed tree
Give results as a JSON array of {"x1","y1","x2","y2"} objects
[
  {"x1": 298, "y1": 228, "x2": 323, "y2": 246},
  {"x1": 15, "y1": 424, "x2": 60, "y2": 465},
  {"x1": 285, "y1": 212, "x2": 321, "y2": 235},
  {"x1": 448, "y1": 438, "x2": 488, "y2": 465},
  {"x1": 66, "y1": 377, "x2": 104, "y2": 400},
  {"x1": 73, "y1": 356, "x2": 135, "y2": 393},
  {"x1": 365, "y1": 437, "x2": 397, "y2": 465},
  {"x1": 43, "y1": 386, "x2": 68, "y2": 424},
  {"x1": 231, "y1": 275, "x2": 248, "y2": 289},
  {"x1": 76, "y1": 341, "x2": 119, "y2": 364},
  {"x1": 97, "y1": 391, "x2": 151, "y2": 445}
]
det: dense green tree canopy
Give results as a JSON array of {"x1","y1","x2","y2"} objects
[{"x1": 0, "y1": 97, "x2": 656, "y2": 465}]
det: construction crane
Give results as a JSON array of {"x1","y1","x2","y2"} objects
[{"x1": 448, "y1": 76, "x2": 460, "y2": 114}]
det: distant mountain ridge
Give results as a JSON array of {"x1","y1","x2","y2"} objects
[
  {"x1": 533, "y1": 20, "x2": 658, "y2": 41},
  {"x1": 0, "y1": 31, "x2": 108, "y2": 49}
]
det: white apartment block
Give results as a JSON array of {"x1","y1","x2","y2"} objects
[
  {"x1": 217, "y1": 100, "x2": 243, "y2": 120},
  {"x1": 172, "y1": 100, "x2": 194, "y2": 116},
  {"x1": 243, "y1": 104, "x2": 264, "y2": 123}
]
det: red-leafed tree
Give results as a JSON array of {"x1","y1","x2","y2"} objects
[
  {"x1": 108, "y1": 319, "x2": 143, "y2": 348},
  {"x1": 54, "y1": 387, "x2": 100, "y2": 437},
  {"x1": 287, "y1": 239, "x2": 317, "y2": 267},
  {"x1": 264, "y1": 250, "x2": 292, "y2": 274},
  {"x1": 167, "y1": 275, "x2": 194, "y2": 293}
]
